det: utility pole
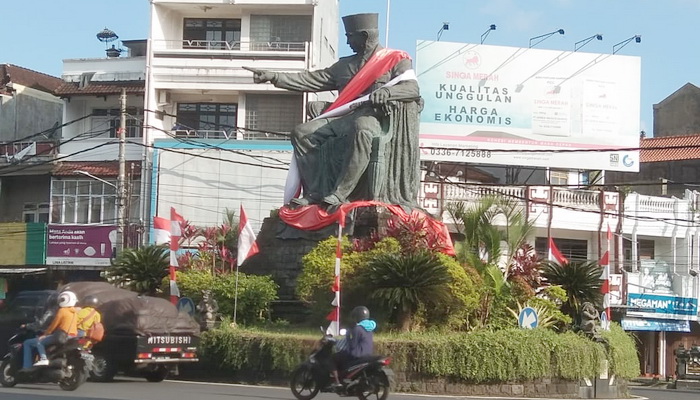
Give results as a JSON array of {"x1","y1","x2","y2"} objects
[{"x1": 116, "y1": 88, "x2": 127, "y2": 255}]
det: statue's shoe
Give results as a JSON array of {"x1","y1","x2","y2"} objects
[{"x1": 289, "y1": 197, "x2": 311, "y2": 207}]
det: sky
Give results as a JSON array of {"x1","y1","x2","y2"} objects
[{"x1": 2, "y1": 0, "x2": 699, "y2": 136}]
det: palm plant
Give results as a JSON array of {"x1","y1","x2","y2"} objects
[
  {"x1": 446, "y1": 196, "x2": 536, "y2": 276},
  {"x1": 362, "y1": 251, "x2": 452, "y2": 332},
  {"x1": 541, "y1": 260, "x2": 603, "y2": 321},
  {"x1": 106, "y1": 245, "x2": 169, "y2": 295}
]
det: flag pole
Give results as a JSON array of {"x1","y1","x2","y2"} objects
[
  {"x1": 335, "y1": 220, "x2": 342, "y2": 334},
  {"x1": 233, "y1": 259, "x2": 239, "y2": 326}
]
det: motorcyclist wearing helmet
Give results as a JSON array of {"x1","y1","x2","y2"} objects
[
  {"x1": 330, "y1": 305, "x2": 377, "y2": 388},
  {"x1": 24, "y1": 292, "x2": 59, "y2": 332},
  {"x1": 76, "y1": 295, "x2": 101, "y2": 337},
  {"x1": 22, "y1": 291, "x2": 78, "y2": 369}
]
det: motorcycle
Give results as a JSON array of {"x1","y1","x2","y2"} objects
[
  {"x1": 290, "y1": 328, "x2": 393, "y2": 400},
  {"x1": 0, "y1": 326, "x2": 93, "y2": 391}
]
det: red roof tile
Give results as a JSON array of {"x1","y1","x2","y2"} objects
[
  {"x1": 640, "y1": 134, "x2": 700, "y2": 162},
  {"x1": 52, "y1": 161, "x2": 141, "y2": 177},
  {"x1": 54, "y1": 81, "x2": 145, "y2": 96},
  {"x1": 0, "y1": 64, "x2": 62, "y2": 94}
]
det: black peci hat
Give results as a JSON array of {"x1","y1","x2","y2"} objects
[{"x1": 342, "y1": 13, "x2": 379, "y2": 33}]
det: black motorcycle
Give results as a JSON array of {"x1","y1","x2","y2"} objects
[
  {"x1": 0, "y1": 327, "x2": 93, "y2": 391},
  {"x1": 290, "y1": 328, "x2": 393, "y2": 400}
]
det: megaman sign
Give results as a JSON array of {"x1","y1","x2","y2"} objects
[{"x1": 416, "y1": 41, "x2": 641, "y2": 171}]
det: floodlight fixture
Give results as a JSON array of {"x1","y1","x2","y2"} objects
[
  {"x1": 612, "y1": 35, "x2": 641, "y2": 54},
  {"x1": 574, "y1": 33, "x2": 603, "y2": 52},
  {"x1": 480, "y1": 24, "x2": 497, "y2": 44},
  {"x1": 529, "y1": 28, "x2": 565, "y2": 48},
  {"x1": 437, "y1": 22, "x2": 450, "y2": 41}
]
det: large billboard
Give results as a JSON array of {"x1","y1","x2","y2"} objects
[
  {"x1": 47, "y1": 225, "x2": 117, "y2": 266},
  {"x1": 416, "y1": 41, "x2": 641, "y2": 171}
]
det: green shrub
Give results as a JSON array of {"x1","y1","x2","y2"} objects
[
  {"x1": 198, "y1": 326, "x2": 640, "y2": 383},
  {"x1": 296, "y1": 237, "x2": 481, "y2": 331},
  {"x1": 601, "y1": 323, "x2": 641, "y2": 378},
  {"x1": 168, "y1": 269, "x2": 279, "y2": 325}
]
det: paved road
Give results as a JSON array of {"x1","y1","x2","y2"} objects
[{"x1": 0, "y1": 378, "x2": 695, "y2": 400}]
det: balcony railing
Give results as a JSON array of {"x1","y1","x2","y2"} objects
[
  {"x1": 172, "y1": 129, "x2": 290, "y2": 141},
  {"x1": 1, "y1": 141, "x2": 57, "y2": 163},
  {"x1": 173, "y1": 129, "x2": 234, "y2": 140},
  {"x1": 153, "y1": 40, "x2": 307, "y2": 53}
]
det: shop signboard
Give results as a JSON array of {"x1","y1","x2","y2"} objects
[
  {"x1": 625, "y1": 260, "x2": 697, "y2": 320},
  {"x1": 46, "y1": 225, "x2": 117, "y2": 266}
]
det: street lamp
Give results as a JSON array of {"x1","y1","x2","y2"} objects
[
  {"x1": 612, "y1": 35, "x2": 641, "y2": 54},
  {"x1": 74, "y1": 170, "x2": 116, "y2": 188},
  {"x1": 574, "y1": 33, "x2": 603, "y2": 52},
  {"x1": 480, "y1": 24, "x2": 496, "y2": 44},
  {"x1": 529, "y1": 28, "x2": 565, "y2": 48}
]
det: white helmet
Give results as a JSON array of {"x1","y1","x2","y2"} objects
[{"x1": 57, "y1": 291, "x2": 78, "y2": 308}]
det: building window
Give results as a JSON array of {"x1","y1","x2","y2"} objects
[
  {"x1": 176, "y1": 103, "x2": 237, "y2": 139},
  {"x1": 23, "y1": 203, "x2": 50, "y2": 223},
  {"x1": 245, "y1": 94, "x2": 302, "y2": 138},
  {"x1": 183, "y1": 18, "x2": 241, "y2": 49},
  {"x1": 250, "y1": 15, "x2": 311, "y2": 51},
  {"x1": 91, "y1": 108, "x2": 143, "y2": 138},
  {"x1": 51, "y1": 179, "x2": 140, "y2": 225},
  {"x1": 549, "y1": 170, "x2": 568, "y2": 186},
  {"x1": 535, "y1": 237, "x2": 588, "y2": 262}
]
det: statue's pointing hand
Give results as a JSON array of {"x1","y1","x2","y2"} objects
[{"x1": 243, "y1": 66, "x2": 276, "y2": 84}]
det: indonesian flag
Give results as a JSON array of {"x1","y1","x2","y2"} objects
[
  {"x1": 153, "y1": 216, "x2": 171, "y2": 245},
  {"x1": 548, "y1": 237, "x2": 568, "y2": 264},
  {"x1": 237, "y1": 205, "x2": 259, "y2": 266}
]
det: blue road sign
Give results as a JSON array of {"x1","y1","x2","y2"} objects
[
  {"x1": 177, "y1": 297, "x2": 195, "y2": 317},
  {"x1": 600, "y1": 311, "x2": 610, "y2": 331},
  {"x1": 518, "y1": 307, "x2": 538, "y2": 329}
]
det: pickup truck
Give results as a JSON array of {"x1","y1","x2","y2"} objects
[{"x1": 61, "y1": 282, "x2": 201, "y2": 382}]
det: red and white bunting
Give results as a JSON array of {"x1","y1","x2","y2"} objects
[{"x1": 169, "y1": 207, "x2": 185, "y2": 305}]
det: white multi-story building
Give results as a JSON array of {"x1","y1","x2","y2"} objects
[{"x1": 143, "y1": 0, "x2": 339, "y2": 227}]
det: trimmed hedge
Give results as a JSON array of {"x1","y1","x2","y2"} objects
[{"x1": 198, "y1": 324, "x2": 639, "y2": 384}]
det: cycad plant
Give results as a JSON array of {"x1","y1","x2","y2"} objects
[
  {"x1": 541, "y1": 260, "x2": 603, "y2": 322},
  {"x1": 362, "y1": 251, "x2": 452, "y2": 331},
  {"x1": 106, "y1": 245, "x2": 169, "y2": 295}
]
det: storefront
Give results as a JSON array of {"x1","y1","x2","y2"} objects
[{"x1": 622, "y1": 260, "x2": 698, "y2": 378}]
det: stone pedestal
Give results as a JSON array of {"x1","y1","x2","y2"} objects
[{"x1": 240, "y1": 209, "x2": 381, "y2": 321}]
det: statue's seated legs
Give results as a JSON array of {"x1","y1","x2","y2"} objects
[
  {"x1": 291, "y1": 107, "x2": 389, "y2": 208},
  {"x1": 323, "y1": 115, "x2": 383, "y2": 206}
]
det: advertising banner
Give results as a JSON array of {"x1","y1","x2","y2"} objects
[
  {"x1": 416, "y1": 41, "x2": 641, "y2": 171},
  {"x1": 625, "y1": 260, "x2": 698, "y2": 320},
  {"x1": 47, "y1": 225, "x2": 117, "y2": 266}
]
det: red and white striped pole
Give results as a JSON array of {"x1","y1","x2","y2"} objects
[
  {"x1": 169, "y1": 207, "x2": 184, "y2": 305},
  {"x1": 326, "y1": 218, "x2": 344, "y2": 336},
  {"x1": 600, "y1": 224, "x2": 612, "y2": 326}
]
